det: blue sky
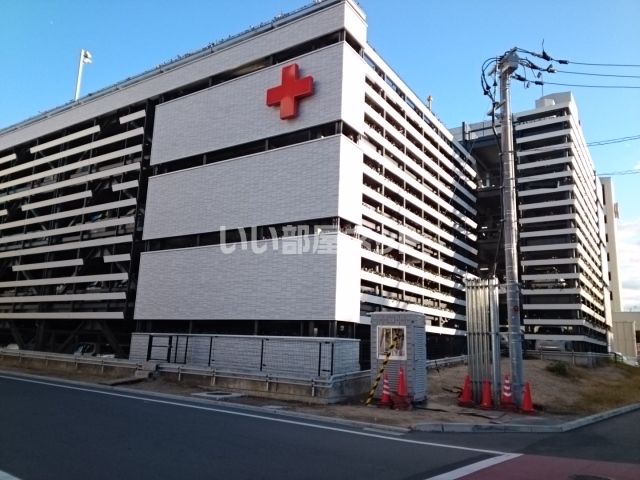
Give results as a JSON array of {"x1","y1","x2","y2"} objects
[{"x1": 1, "y1": 0, "x2": 639, "y2": 307}]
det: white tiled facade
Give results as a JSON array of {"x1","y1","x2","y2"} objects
[
  {"x1": 0, "y1": 0, "x2": 476, "y2": 353},
  {"x1": 459, "y1": 92, "x2": 611, "y2": 352},
  {"x1": 601, "y1": 177, "x2": 622, "y2": 312}
]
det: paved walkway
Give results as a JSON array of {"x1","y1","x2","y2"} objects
[{"x1": 440, "y1": 454, "x2": 640, "y2": 480}]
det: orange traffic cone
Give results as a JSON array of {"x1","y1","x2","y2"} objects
[
  {"x1": 458, "y1": 374, "x2": 474, "y2": 407},
  {"x1": 479, "y1": 380, "x2": 493, "y2": 410},
  {"x1": 377, "y1": 373, "x2": 392, "y2": 408},
  {"x1": 500, "y1": 375, "x2": 516, "y2": 410},
  {"x1": 393, "y1": 367, "x2": 412, "y2": 410},
  {"x1": 397, "y1": 367, "x2": 408, "y2": 397},
  {"x1": 521, "y1": 382, "x2": 535, "y2": 414}
]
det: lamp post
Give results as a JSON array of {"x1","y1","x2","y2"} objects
[{"x1": 74, "y1": 49, "x2": 93, "y2": 101}]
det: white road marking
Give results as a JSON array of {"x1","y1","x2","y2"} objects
[
  {"x1": 1, "y1": 373, "x2": 509, "y2": 456},
  {"x1": 426, "y1": 453, "x2": 522, "y2": 480},
  {"x1": 0, "y1": 469, "x2": 21, "y2": 479}
]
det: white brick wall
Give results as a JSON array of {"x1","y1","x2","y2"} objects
[
  {"x1": 134, "y1": 232, "x2": 360, "y2": 321},
  {"x1": 143, "y1": 135, "x2": 362, "y2": 240},
  {"x1": 129, "y1": 333, "x2": 362, "y2": 378},
  {"x1": 150, "y1": 43, "x2": 354, "y2": 165}
]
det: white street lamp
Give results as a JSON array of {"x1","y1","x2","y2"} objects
[{"x1": 74, "y1": 49, "x2": 93, "y2": 101}]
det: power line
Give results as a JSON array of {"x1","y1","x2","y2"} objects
[
  {"x1": 516, "y1": 48, "x2": 640, "y2": 68},
  {"x1": 598, "y1": 169, "x2": 640, "y2": 176},
  {"x1": 588, "y1": 134, "x2": 640, "y2": 147},
  {"x1": 556, "y1": 69, "x2": 640, "y2": 79},
  {"x1": 513, "y1": 77, "x2": 640, "y2": 89},
  {"x1": 567, "y1": 61, "x2": 640, "y2": 68}
]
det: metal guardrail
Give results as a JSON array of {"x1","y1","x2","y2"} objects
[
  {"x1": 157, "y1": 363, "x2": 369, "y2": 389},
  {"x1": 426, "y1": 355, "x2": 467, "y2": 370},
  {"x1": 0, "y1": 348, "x2": 142, "y2": 372},
  {"x1": 0, "y1": 347, "x2": 370, "y2": 398},
  {"x1": 526, "y1": 350, "x2": 639, "y2": 366},
  {"x1": 424, "y1": 351, "x2": 640, "y2": 370}
]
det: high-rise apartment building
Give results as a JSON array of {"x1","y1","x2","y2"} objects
[{"x1": 457, "y1": 92, "x2": 611, "y2": 352}]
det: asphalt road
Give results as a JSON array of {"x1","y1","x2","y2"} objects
[
  {"x1": 413, "y1": 408, "x2": 640, "y2": 464},
  {"x1": 0, "y1": 372, "x2": 499, "y2": 480},
  {"x1": 1, "y1": 371, "x2": 639, "y2": 480}
]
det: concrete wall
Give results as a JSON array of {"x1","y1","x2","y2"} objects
[
  {"x1": 612, "y1": 312, "x2": 639, "y2": 358},
  {"x1": 129, "y1": 333, "x2": 361, "y2": 378},
  {"x1": 134, "y1": 232, "x2": 361, "y2": 321},
  {"x1": 601, "y1": 177, "x2": 623, "y2": 312},
  {"x1": 143, "y1": 135, "x2": 362, "y2": 240}
]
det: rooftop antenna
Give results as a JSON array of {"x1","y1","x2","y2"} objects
[{"x1": 426, "y1": 95, "x2": 433, "y2": 111}]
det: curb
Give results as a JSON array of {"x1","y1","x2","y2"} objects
[
  {"x1": 2, "y1": 367, "x2": 638, "y2": 435},
  {"x1": 414, "y1": 402, "x2": 640, "y2": 433}
]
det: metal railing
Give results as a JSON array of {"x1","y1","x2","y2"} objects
[
  {"x1": 143, "y1": 334, "x2": 343, "y2": 377},
  {"x1": 146, "y1": 335, "x2": 190, "y2": 364}
]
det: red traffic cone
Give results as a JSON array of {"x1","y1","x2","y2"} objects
[
  {"x1": 458, "y1": 374, "x2": 474, "y2": 407},
  {"x1": 397, "y1": 367, "x2": 408, "y2": 397},
  {"x1": 377, "y1": 373, "x2": 392, "y2": 408},
  {"x1": 393, "y1": 367, "x2": 411, "y2": 410},
  {"x1": 500, "y1": 375, "x2": 516, "y2": 410},
  {"x1": 479, "y1": 380, "x2": 493, "y2": 410},
  {"x1": 521, "y1": 382, "x2": 535, "y2": 414}
]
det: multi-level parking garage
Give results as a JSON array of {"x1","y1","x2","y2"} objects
[
  {"x1": 457, "y1": 92, "x2": 611, "y2": 352},
  {"x1": 516, "y1": 94, "x2": 610, "y2": 352},
  {"x1": 0, "y1": 0, "x2": 477, "y2": 357},
  {"x1": 0, "y1": 110, "x2": 147, "y2": 355},
  {"x1": 358, "y1": 50, "x2": 477, "y2": 344}
]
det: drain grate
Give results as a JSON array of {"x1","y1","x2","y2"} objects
[{"x1": 191, "y1": 391, "x2": 244, "y2": 400}]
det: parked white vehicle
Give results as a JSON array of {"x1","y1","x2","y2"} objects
[{"x1": 534, "y1": 326, "x2": 573, "y2": 352}]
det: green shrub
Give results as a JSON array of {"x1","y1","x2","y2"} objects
[{"x1": 546, "y1": 361, "x2": 570, "y2": 377}]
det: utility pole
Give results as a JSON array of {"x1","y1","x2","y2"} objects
[{"x1": 498, "y1": 48, "x2": 524, "y2": 407}]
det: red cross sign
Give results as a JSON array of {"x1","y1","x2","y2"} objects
[{"x1": 266, "y1": 64, "x2": 314, "y2": 120}]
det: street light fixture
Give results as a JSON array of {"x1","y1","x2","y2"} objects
[{"x1": 74, "y1": 49, "x2": 93, "y2": 101}]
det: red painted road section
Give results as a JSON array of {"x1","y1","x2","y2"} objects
[{"x1": 461, "y1": 454, "x2": 640, "y2": 479}]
